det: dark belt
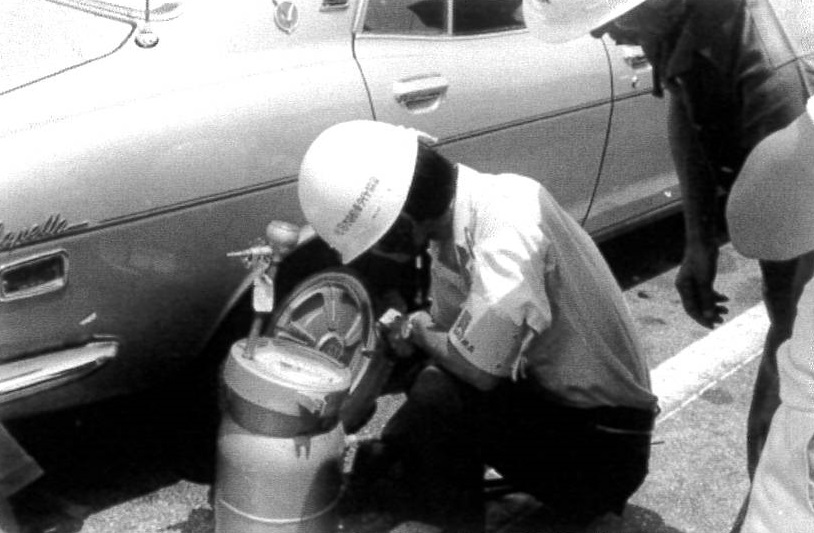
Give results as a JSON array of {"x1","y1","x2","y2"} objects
[
  {"x1": 496, "y1": 377, "x2": 658, "y2": 435},
  {"x1": 590, "y1": 405, "x2": 658, "y2": 435}
]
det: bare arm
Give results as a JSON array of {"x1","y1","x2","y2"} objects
[
  {"x1": 669, "y1": 90, "x2": 719, "y2": 251},
  {"x1": 668, "y1": 89, "x2": 729, "y2": 327}
]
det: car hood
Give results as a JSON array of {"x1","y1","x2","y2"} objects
[{"x1": 1, "y1": 0, "x2": 134, "y2": 95}]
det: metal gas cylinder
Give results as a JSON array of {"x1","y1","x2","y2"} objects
[{"x1": 215, "y1": 337, "x2": 352, "y2": 533}]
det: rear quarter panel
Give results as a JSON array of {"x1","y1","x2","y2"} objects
[{"x1": 0, "y1": 0, "x2": 371, "y2": 418}]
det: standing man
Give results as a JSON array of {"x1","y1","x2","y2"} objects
[
  {"x1": 727, "y1": 97, "x2": 814, "y2": 532},
  {"x1": 524, "y1": 0, "x2": 814, "y2": 496},
  {"x1": 298, "y1": 120, "x2": 658, "y2": 531}
]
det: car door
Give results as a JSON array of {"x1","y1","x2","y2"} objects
[
  {"x1": 352, "y1": 0, "x2": 613, "y2": 221},
  {"x1": 582, "y1": 39, "x2": 680, "y2": 239}
]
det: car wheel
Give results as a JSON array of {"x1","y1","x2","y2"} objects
[{"x1": 268, "y1": 268, "x2": 392, "y2": 434}]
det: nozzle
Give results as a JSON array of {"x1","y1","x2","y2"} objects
[{"x1": 227, "y1": 245, "x2": 274, "y2": 259}]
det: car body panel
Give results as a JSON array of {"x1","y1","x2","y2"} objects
[
  {"x1": 1, "y1": 190, "x2": 300, "y2": 416},
  {"x1": 583, "y1": 41, "x2": 680, "y2": 237},
  {"x1": 1, "y1": 0, "x2": 680, "y2": 419},
  {"x1": 1, "y1": 0, "x2": 372, "y2": 417},
  {"x1": 355, "y1": 23, "x2": 612, "y2": 220}
]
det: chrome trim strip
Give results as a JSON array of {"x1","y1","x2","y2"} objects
[
  {"x1": 0, "y1": 341, "x2": 118, "y2": 404},
  {"x1": 46, "y1": 0, "x2": 184, "y2": 22},
  {"x1": 613, "y1": 88, "x2": 654, "y2": 100},
  {"x1": 432, "y1": 98, "x2": 614, "y2": 146},
  {"x1": 354, "y1": 27, "x2": 528, "y2": 42},
  {"x1": 351, "y1": 0, "x2": 368, "y2": 33},
  {"x1": 0, "y1": 177, "x2": 298, "y2": 253},
  {"x1": 102, "y1": 176, "x2": 299, "y2": 226}
]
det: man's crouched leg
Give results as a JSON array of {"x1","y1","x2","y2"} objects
[
  {"x1": 482, "y1": 382, "x2": 655, "y2": 527},
  {"x1": 344, "y1": 365, "x2": 486, "y2": 532}
]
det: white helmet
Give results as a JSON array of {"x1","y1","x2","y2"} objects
[
  {"x1": 523, "y1": 0, "x2": 650, "y2": 43},
  {"x1": 298, "y1": 120, "x2": 421, "y2": 264},
  {"x1": 727, "y1": 97, "x2": 814, "y2": 261}
]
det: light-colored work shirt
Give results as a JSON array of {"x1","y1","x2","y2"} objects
[
  {"x1": 744, "y1": 276, "x2": 814, "y2": 532},
  {"x1": 428, "y1": 165, "x2": 656, "y2": 410}
]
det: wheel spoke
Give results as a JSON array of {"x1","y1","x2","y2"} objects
[
  {"x1": 319, "y1": 285, "x2": 341, "y2": 331},
  {"x1": 343, "y1": 312, "x2": 366, "y2": 348},
  {"x1": 275, "y1": 320, "x2": 318, "y2": 346}
]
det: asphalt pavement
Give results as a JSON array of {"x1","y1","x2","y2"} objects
[{"x1": 7, "y1": 215, "x2": 768, "y2": 532}]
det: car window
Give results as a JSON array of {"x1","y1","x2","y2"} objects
[
  {"x1": 1, "y1": 0, "x2": 134, "y2": 94},
  {"x1": 362, "y1": 0, "x2": 524, "y2": 36},
  {"x1": 363, "y1": 0, "x2": 447, "y2": 35},
  {"x1": 452, "y1": 0, "x2": 524, "y2": 35}
]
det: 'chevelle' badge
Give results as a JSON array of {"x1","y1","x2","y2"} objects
[
  {"x1": 274, "y1": 0, "x2": 299, "y2": 34},
  {"x1": 0, "y1": 214, "x2": 88, "y2": 252}
]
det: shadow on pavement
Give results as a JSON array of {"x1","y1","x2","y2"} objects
[
  {"x1": 166, "y1": 507, "x2": 214, "y2": 533},
  {"x1": 6, "y1": 381, "x2": 220, "y2": 526},
  {"x1": 599, "y1": 213, "x2": 687, "y2": 291},
  {"x1": 620, "y1": 505, "x2": 686, "y2": 533},
  {"x1": 599, "y1": 200, "x2": 731, "y2": 291},
  {"x1": 494, "y1": 500, "x2": 686, "y2": 533}
]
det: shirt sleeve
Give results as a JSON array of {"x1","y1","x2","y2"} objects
[
  {"x1": 448, "y1": 222, "x2": 553, "y2": 377},
  {"x1": 449, "y1": 292, "x2": 524, "y2": 377}
]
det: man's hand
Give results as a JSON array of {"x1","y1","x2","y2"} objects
[
  {"x1": 379, "y1": 309, "x2": 415, "y2": 359},
  {"x1": 675, "y1": 246, "x2": 729, "y2": 328},
  {"x1": 406, "y1": 310, "x2": 433, "y2": 341}
]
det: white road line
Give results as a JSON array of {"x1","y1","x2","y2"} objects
[{"x1": 652, "y1": 303, "x2": 768, "y2": 424}]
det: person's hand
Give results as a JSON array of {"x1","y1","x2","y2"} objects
[
  {"x1": 406, "y1": 310, "x2": 433, "y2": 344},
  {"x1": 379, "y1": 309, "x2": 415, "y2": 359},
  {"x1": 675, "y1": 245, "x2": 729, "y2": 328}
]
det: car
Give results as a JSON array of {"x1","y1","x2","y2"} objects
[{"x1": 0, "y1": 0, "x2": 679, "y2": 426}]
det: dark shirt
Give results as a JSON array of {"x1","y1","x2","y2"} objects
[{"x1": 647, "y1": 0, "x2": 814, "y2": 181}]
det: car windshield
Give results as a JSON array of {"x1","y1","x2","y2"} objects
[{"x1": 1, "y1": 0, "x2": 137, "y2": 94}]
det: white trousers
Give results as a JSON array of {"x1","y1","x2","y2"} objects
[{"x1": 743, "y1": 404, "x2": 814, "y2": 532}]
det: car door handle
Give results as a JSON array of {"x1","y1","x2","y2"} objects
[
  {"x1": 393, "y1": 75, "x2": 449, "y2": 113},
  {"x1": 0, "y1": 250, "x2": 68, "y2": 302},
  {"x1": 621, "y1": 45, "x2": 650, "y2": 70},
  {"x1": 624, "y1": 53, "x2": 650, "y2": 70}
]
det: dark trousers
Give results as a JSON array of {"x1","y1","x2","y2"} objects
[{"x1": 378, "y1": 365, "x2": 655, "y2": 531}]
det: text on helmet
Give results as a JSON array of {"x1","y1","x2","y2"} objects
[{"x1": 334, "y1": 176, "x2": 380, "y2": 236}]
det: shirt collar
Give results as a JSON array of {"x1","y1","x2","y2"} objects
[{"x1": 662, "y1": 0, "x2": 736, "y2": 81}]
